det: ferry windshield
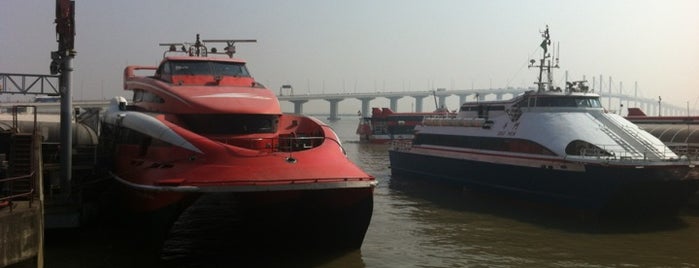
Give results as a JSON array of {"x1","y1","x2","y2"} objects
[
  {"x1": 167, "y1": 61, "x2": 250, "y2": 77},
  {"x1": 533, "y1": 96, "x2": 602, "y2": 108}
]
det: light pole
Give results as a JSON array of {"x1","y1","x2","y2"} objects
[{"x1": 658, "y1": 96, "x2": 662, "y2": 116}]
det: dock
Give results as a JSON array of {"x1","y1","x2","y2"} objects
[
  {"x1": 0, "y1": 102, "x2": 102, "y2": 267},
  {"x1": 0, "y1": 201, "x2": 43, "y2": 267},
  {"x1": 0, "y1": 121, "x2": 45, "y2": 267}
]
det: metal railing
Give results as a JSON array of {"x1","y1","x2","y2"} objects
[
  {"x1": 0, "y1": 171, "x2": 37, "y2": 211},
  {"x1": 11, "y1": 105, "x2": 38, "y2": 132},
  {"x1": 0, "y1": 73, "x2": 60, "y2": 95},
  {"x1": 0, "y1": 105, "x2": 39, "y2": 211}
]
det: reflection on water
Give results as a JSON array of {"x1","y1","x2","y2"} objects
[
  {"x1": 45, "y1": 224, "x2": 367, "y2": 268},
  {"x1": 39, "y1": 117, "x2": 699, "y2": 267},
  {"x1": 388, "y1": 176, "x2": 690, "y2": 233},
  {"x1": 382, "y1": 175, "x2": 699, "y2": 267}
]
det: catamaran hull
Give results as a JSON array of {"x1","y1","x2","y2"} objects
[
  {"x1": 114, "y1": 184, "x2": 374, "y2": 253},
  {"x1": 389, "y1": 149, "x2": 698, "y2": 215}
]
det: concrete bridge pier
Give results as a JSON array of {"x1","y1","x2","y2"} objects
[
  {"x1": 496, "y1": 93, "x2": 504, "y2": 101},
  {"x1": 437, "y1": 95, "x2": 447, "y2": 109},
  {"x1": 653, "y1": 103, "x2": 660, "y2": 116},
  {"x1": 326, "y1": 99, "x2": 343, "y2": 121},
  {"x1": 645, "y1": 101, "x2": 651, "y2": 113},
  {"x1": 457, "y1": 94, "x2": 469, "y2": 105},
  {"x1": 645, "y1": 101, "x2": 653, "y2": 115},
  {"x1": 387, "y1": 96, "x2": 402, "y2": 112},
  {"x1": 290, "y1": 100, "x2": 308, "y2": 114},
  {"x1": 412, "y1": 95, "x2": 429, "y2": 112},
  {"x1": 357, "y1": 97, "x2": 375, "y2": 117}
]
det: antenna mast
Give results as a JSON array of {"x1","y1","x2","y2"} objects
[{"x1": 528, "y1": 25, "x2": 559, "y2": 92}]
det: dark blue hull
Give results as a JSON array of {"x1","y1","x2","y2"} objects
[{"x1": 389, "y1": 150, "x2": 699, "y2": 215}]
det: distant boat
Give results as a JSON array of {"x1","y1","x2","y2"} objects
[
  {"x1": 100, "y1": 35, "x2": 376, "y2": 250},
  {"x1": 389, "y1": 26, "x2": 699, "y2": 216},
  {"x1": 626, "y1": 107, "x2": 699, "y2": 124},
  {"x1": 625, "y1": 107, "x2": 699, "y2": 159},
  {"x1": 356, "y1": 107, "x2": 451, "y2": 143}
]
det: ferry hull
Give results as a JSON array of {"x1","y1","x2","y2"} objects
[
  {"x1": 107, "y1": 144, "x2": 376, "y2": 251},
  {"x1": 100, "y1": 35, "x2": 377, "y2": 257},
  {"x1": 359, "y1": 134, "x2": 415, "y2": 144},
  {"x1": 389, "y1": 150, "x2": 699, "y2": 215},
  {"x1": 116, "y1": 186, "x2": 374, "y2": 253}
]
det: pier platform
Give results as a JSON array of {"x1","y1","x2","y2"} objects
[{"x1": 0, "y1": 201, "x2": 43, "y2": 267}]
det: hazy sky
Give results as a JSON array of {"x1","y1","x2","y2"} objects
[{"x1": 1, "y1": 0, "x2": 698, "y2": 113}]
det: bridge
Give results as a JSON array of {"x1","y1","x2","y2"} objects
[
  {"x1": 278, "y1": 87, "x2": 694, "y2": 120},
  {"x1": 1, "y1": 72, "x2": 695, "y2": 120}
]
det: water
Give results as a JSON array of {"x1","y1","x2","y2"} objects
[{"x1": 41, "y1": 116, "x2": 699, "y2": 267}]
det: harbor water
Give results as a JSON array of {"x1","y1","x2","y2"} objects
[{"x1": 42, "y1": 115, "x2": 699, "y2": 267}]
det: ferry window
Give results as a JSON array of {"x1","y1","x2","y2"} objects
[
  {"x1": 173, "y1": 61, "x2": 210, "y2": 75},
  {"x1": 144, "y1": 91, "x2": 164, "y2": 103},
  {"x1": 565, "y1": 140, "x2": 612, "y2": 156},
  {"x1": 133, "y1": 90, "x2": 144, "y2": 103},
  {"x1": 178, "y1": 114, "x2": 279, "y2": 135},
  {"x1": 538, "y1": 97, "x2": 576, "y2": 107},
  {"x1": 162, "y1": 62, "x2": 170, "y2": 74},
  {"x1": 460, "y1": 105, "x2": 505, "y2": 112},
  {"x1": 158, "y1": 62, "x2": 172, "y2": 82},
  {"x1": 575, "y1": 98, "x2": 588, "y2": 107},
  {"x1": 414, "y1": 134, "x2": 556, "y2": 156},
  {"x1": 133, "y1": 89, "x2": 164, "y2": 104},
  {"x1": 536, "y1": 97, "x2": 602, "y2": 108},
  {"x1": 212, "y1": 62, "x2": 250, "y2": 77},
  {"x1": 577, "y1": 97, "x2": 602, "y2": 107},
  {"x1": 167, "y1": 61, "x2": 251, "y2": 77},
  {"x1": 504, "y1": 139, "x2": 556, "y2": 155}
]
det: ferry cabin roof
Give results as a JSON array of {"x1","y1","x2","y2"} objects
[
  {"x1": 459, "y1": 93, "x2": 603, "y2": 112},
  {"x1": 124, "y1": 56, "x2": 278, "y2": 115},
  {"x1": 152, "y1": 56, "x2": 255, "y2": 86}
]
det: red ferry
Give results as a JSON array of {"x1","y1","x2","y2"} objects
[
  {"x1": 626, "y1": 107, "x2": 699, "y2": 125},
  {"x1": 100, "y1": 35, "x2": 375, "y2": 250}
]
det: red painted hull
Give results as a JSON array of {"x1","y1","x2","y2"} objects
[
  {"x1": 104, "y1": 111, "x2": 376, "y2": 248},
  {"x1": 108, "y1": 114, "x2": 375, "y2": 250}
]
